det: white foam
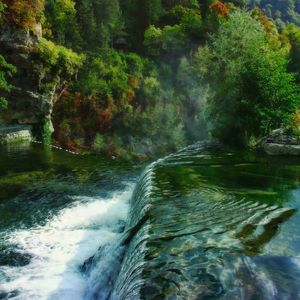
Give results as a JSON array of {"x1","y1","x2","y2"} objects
[{"x1": 0, "y1": 185, "x2": 133, "y2": 300}]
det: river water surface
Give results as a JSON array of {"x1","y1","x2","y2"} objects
[{"x1": 1, "y1": 142, "x2": 300, "y2": 299}]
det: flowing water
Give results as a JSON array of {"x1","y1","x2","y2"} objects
[
  {"x1": 1, "y1": 142, "x2": 300, "y2": 299},
  {"x1": 0, "y1": 142, "x2": 139, "y2": 300}
]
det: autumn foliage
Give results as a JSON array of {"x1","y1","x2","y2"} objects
[
  {"x1": 2, "y1": 0, "x2": 44, "y2": 29},
  {"x1": 53, "y1": 92, "x2": 116, "y2": 150},
  {"x1": 210, "y1": 1, "x2": 229, "y2": 17}
]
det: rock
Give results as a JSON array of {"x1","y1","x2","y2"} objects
[
  {"x1": 0, "y1": 125, "x2": 32, "y2": 144},
  {"x1": 264, "y1": 143, "x2": 300, "y2": 156},
  {"x1": 260, "y1": 128, "x2": 300, "y2": 156}
]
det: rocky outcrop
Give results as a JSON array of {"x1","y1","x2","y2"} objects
[
  {"x1": 0, "y1": 24, "x2": 59, "y2": 140},
  {"x1": 261, "y1": 129, "x2": 300, "y2": 156}
]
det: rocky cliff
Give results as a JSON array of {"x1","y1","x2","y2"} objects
[{"x1": 0, "y1": 23, "x2": 59, "y2": 141}]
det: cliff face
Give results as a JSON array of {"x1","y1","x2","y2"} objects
[{"x1": 0, "y1": 24, "x2": 58, "y2": 139}]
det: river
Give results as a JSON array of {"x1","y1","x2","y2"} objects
[{"x1": 1, "y1": 142, "x2": 300, "y2": 299}]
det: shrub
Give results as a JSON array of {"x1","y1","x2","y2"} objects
[{"x1": 287, "y1": 110, "x2": 300, "y2": 137}]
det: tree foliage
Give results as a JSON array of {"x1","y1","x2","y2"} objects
[
  {"x1": 2, "y1": 0, "x2": 44, "y2": 30},
  {"x1": 247, "y1": 0, "x2": 300, "y2": 27},
  {"x1": 35, "y1": 38, "x2": 85, "y2": 76},
  {"x1": 197, "y1": 10, "x2": 300, "y2": 144}
]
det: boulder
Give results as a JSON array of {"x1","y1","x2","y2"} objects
[{"x1": 261, "y1": 129, "x2": 300, "y2": 156}]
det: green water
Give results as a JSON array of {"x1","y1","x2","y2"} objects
[{"x1": 0, "y1": 143, "x2": 138, "y2": 230}]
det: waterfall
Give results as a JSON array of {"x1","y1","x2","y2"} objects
[
  {"x1": 110, "y1": 141, "x2": 222, "y2": 299},
  {"x1": 83, "y1": 160, "x2": 158, "y2": 300},
  {"x1": 111, "y1": 161, "x2": 158, "y2": 300},
  {"x1": 82, "y1": 141, "x2": 222, "y2": 299}
]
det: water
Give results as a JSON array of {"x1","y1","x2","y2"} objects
[
  {"x1": 1, "y1": 142, "x2": 300, "y2": 299},
  {"x1": 0, "y1": 142, "x2": 139, "y2": 299},
  {"x1": 113, "y1": 142, "x2": 300, "y2": 299}
]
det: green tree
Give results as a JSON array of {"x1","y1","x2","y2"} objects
[
  {"x1": 246, "y1": 0, "x2": 300, "y2": 27},
  {"x1": 45, "y1": 0, "x2": 82, "y2": 50},
  {"x1": 144, "y1": 24, "x2": 187, "y2": 57},
  {"x1": 197, "y1": 10, "x2": 300, "y2": 144},
  {"x1": 120, "y1": 0, "x2": 164, "y2": 48},
  {"x1": 76, "y1": 0, "x2": 98, "y2": 50},
  {"x1": 93, "y1": 0, "x2": 123, "y2": 47}
]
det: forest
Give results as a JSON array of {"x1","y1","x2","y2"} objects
[{"x1": 0, "y1": 0, "x2": 300, "y2": 159}]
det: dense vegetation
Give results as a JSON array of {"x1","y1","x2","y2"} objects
[{"x1": 0, "y1": 0, "x2": 299, "y2": 158}]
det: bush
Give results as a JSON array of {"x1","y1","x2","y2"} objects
[{"x1": 287, "y1": 110, "x2": 300, "y2": 137}]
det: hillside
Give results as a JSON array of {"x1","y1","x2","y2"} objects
[{"x1": 0, "y1": 0, "x2": 299, "y2": 159}]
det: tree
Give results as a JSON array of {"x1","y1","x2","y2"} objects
[
  {"x1": 93, "y1": 0, "x2": 123, "y2": 47},
  {"x1": 197, "y1": 10, "x2": 300, "y2": 144},
  {"x1": 144, "y1": 24, "x2": 187, "y2": 57},
  {"x1": 246, "y1": 0, "x2": 300, "y2": 27},
  {"x1": 120, "y1": 0, "x2": 164, "y2": 48},
  {"x1": 76, "y1": 0, "x2": 98, "y2": 50},
  {"x1": 45, "y1": 0, "x2": 82, "y2": 50}
]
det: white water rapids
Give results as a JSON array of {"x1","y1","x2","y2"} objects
[{"x1": 0, "y1": 185, "x2": 134, "y2": 300}]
